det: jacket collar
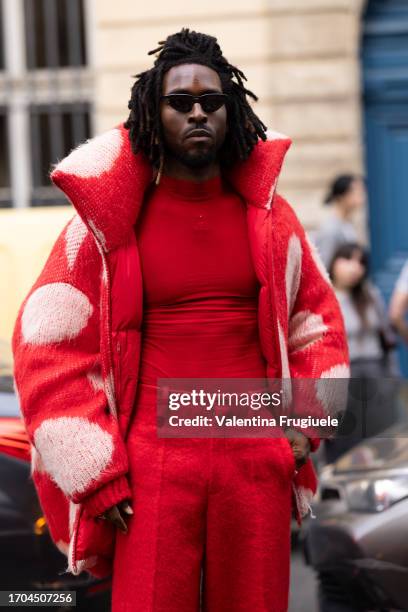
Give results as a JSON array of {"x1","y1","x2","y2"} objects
[{"x1": 51, "y1": 124, "x2": 291, "y2": 252}]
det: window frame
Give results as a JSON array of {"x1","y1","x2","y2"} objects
[
  {"x1": 0, "y1": 0, "x2": 94, "y2": 208},
  {"x1": 29, "y1": 101, "x2": 91, "y2": 206},
  {"x1": 24, "y1": 0, "x2": 88, "y2": 71}
]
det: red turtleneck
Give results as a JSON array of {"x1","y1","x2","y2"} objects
[{"x1": 134, "y1": 174, "x2": 267, "y2": 404}]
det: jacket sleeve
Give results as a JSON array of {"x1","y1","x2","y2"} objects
[
  {"x1": 12, "y1": 216, "x2": 131, "y2": 517},
  {"x1": 276, "y1": 198, "x2": 350, "y2": 451}
]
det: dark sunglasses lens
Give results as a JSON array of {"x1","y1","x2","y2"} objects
[
  {"x1": 167, "y1": 95, "x2": 194, "y2": 112},
  {"x1": 166, "y1": 94, "x2": 226, "y2": 113},
  {"x1": 201, "y1": 95, "x2": 226, "y2": 112}
]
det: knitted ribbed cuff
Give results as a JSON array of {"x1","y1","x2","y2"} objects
[{"x1": 81, "y1": 475, "x2": 132, "y2": 518}]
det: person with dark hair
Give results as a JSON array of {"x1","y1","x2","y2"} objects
[
  {"x1": 314, "y1": 173, "x2": 366, "y2": 268},
  {"x1": 325, "y1": 243, "x2": 398, "y2": 463},
  {"x1": 12, "y1": 29, "x2": 349, "y2": 611},
  {"x1": 125, "y1": 29, "x2": 267, "y2": 173}
]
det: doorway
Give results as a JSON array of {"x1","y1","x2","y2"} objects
[{"x1": 362, "y1": 0, "x2": 408, "y2": 374}]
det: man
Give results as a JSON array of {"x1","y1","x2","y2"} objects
[{"x1": 13, "y1": 30, "x2": 348, "y2": 611}]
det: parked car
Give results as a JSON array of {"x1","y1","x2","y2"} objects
[
  {"x1": 303, "y1": 422, "x2": 408, "y2": 612},
  {"x1": 0, "y1": 381, "x2": 111, "y2": 610}
]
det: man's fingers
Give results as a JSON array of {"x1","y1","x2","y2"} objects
[
  {"x1": 111, "y1": 507, "x2": 128, "y2": 534},
  {"x1": 119, "y1": 500, "x2": 134, "y2": 515},
  {"x1": 99, "y1": 500, "x2": 134, "y2": 533},
  {"x1": 290, "y1": 442, "x2": 310, "y2": 470},
  {"x1": 294, "y1": 447, "x2": 310, "y2": 469},
  {"x1": 104, "y1": 506, "x2": 128, "y2": 534},
  {"x1": 286, "y1": 429, "x2": 311, "y2": 470},
  {"x1": 295, "y1": 454, "x2": 308, "y2": 469}
]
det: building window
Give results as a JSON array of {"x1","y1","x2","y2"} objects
[
  {"x1": 1, "y1": 0, "x2": 93, "y2": 208},
  {"x1": 24, "y1": 0, "x2": 87, "y2": 70},
  {"x1": 30, "y1": 103, "x2": 90, "y2": 205},
  {"x1": 0, "y1": 110, "x2": 11, "y2": 206}
]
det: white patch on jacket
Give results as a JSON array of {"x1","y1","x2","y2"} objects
[
  {"x1": 288, "y1": 310, "x2": 328, "y2": 353},
  {"x1": 292, "y1": 485, "x2": 314, "y2": 518},
  {"x1": 305, "y1": 234, "x2": 331, "y2": 285},
  {"x1": 286, "y1": 234, "x2": 302, "y2": 316},
  {"x1": 87, "y1": 367, "x2": 104, "y2": 393},
  {"x1": 56, "y1": 540, "x2": 70, "y2": 556},
  {"x1": 316, "y1": 363, "x2": 350, "y2": 415},
  {"x1": 266, "y1": 129, "x2": 288, "y2": 142},
  {"x1": 69, "y1": 502, "x2": 79, "y2": 537},
  {"x1": 65, "y1": 215, "x2": 88, "y2": 271},
  {"x1": 88, "y1": 219, "x2": 108, "y2": 252},
  {"x1": 278, "y1": 321, "x2": 292, "y2": 407},
  {"x1": 22, "y1": 283, "x2": 93, "y2": 345},
  {"x1": 70, "y1": 556, "x2": 98, "y2": 575},
  {"x1": 266, "y1": 177, "x2": 278, "y2": 210},
  {"x1": 55, "y1": 128, "x2": 123, "y2": 179},
  {"x1": 67, "y1": 534, "x2": 98, "y2": 575},
  {"x1": 101, "y1": 262, "x2": 108, "y2": 285},
  {"x1": 33, "y1": 416, "x2": 114, "y2": 496},
  {"x1": 104, "y1": 370, "x2": 117, "y2": 418},
  {"x1": 30, "y1": 445, "x2": 45, "y2": 475}
]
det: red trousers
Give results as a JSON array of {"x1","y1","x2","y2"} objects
[{"x1": 112, "y1": 394, "x2": 295, "y2": 611}]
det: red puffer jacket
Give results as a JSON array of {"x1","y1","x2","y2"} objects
[{"x1": 12, "y1": 125, "x2": 349, "y2": 577}]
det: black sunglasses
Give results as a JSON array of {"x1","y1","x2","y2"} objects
[{"x1": 161, "y1": 93, "x2": 228, "y2": 114}]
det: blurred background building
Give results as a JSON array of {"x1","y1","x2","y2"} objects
[
  {"x1": 0, "y1": 4, "x2": 407, "y2": 607},
  {"x1": 1, "y1": 0, "x2": 367, "y2": 220},
  {"x1": 0, "y1": 0, "x2": 407, "y2": 370}
]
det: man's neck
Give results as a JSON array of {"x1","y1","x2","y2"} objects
[{"x1": 163, "y1": 158, "x2": 221, "y2": 182}]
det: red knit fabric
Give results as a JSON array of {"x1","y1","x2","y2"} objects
[
  {"x1": 136, "y1": 174, "x2": 267, "y2": 383},
  {"x1": 111, "y1": 175, "x2": 296, "y2": 610},
  {"x1": 82, "y1": 475, "x2": 132, "y2": 519},
  {"x1": 113, "y1": 431, "x2": 294, "y2": 611}
]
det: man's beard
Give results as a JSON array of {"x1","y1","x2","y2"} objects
[{"x1": 168, "y1": 145, "x2": 218, "y2": 170}]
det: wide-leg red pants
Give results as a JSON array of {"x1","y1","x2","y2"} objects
[{"x1": 112, "y1": 398, "x2": 295, "y2": 612}]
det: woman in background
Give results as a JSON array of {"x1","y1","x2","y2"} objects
[
  {"x1": 325, "y1": 243, "x2": 399, "y2": 463},
  {"x1": 314, "y1": 174, "x2": 366, "y2": 268}
]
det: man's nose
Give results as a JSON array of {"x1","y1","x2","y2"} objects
[{"x1": 188, "y1": 102, "x2": 207, "y2": 122}]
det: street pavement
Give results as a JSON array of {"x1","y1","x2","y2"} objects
[{"x1": 289, "y1": 546, "x2": 318, "y2": 611}]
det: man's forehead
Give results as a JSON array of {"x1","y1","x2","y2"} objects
[{"x1": 163, "y1": 63, "x2": 222, "y2": 93}]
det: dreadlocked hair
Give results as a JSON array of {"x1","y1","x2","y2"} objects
[{"x1": 124, "y1": 28, "x2": 267, "y2": 170}]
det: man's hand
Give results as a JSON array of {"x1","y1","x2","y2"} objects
[
  {"x1": 285, "y1": 428, "x2": 311, "y2": 470},
  {"x1": 98, "y1": 500, "x2": 133, "y2": 534}
]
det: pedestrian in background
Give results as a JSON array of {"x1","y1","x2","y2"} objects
[
  {"x1": 314, "y1": 174, "x2": 366, "y2": 268},
  {"x1": 325, "y1": 243, "x2": 398, "y2": 463}
]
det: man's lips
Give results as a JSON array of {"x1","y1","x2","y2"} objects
[{"x1": 185, "y1": 129, "x2": 213, "y2": 140}]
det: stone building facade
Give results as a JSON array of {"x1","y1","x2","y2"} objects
[{"x1": 93, "y1": 0, "x2": 367, "y2": 228}]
